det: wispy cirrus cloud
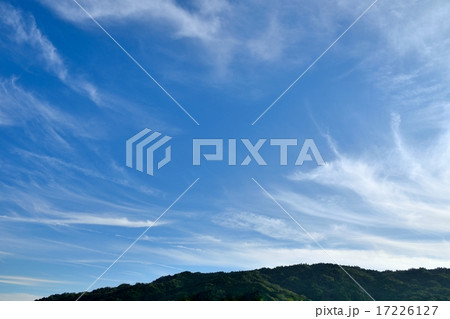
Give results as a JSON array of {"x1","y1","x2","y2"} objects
[
  {"x1": 130, "y1": 235, "x2": 450, "y2": 271},
  {"x1": 37, "y1": 0, "x2": 357, "y2": 70},
  {"x1": 267, "y1": 0, "x2": 450, "y2": 249},
  {"x1": 0, "y1": 275, "x2": 69, "y2": 286},
  {"x1": 1, "y1": 214, "x2": 164, "y2": 228},
  {"x1": 39, "y1": 0, "x2": 225, "y2": 42},
  {"x1": 214, "y1": 211, "x2": 324, "y2": 242},
  {"x1": 0, "y1": 3, "x2": 67, "y2": 78},
  {"x1": 0, "y1": 77, "x2": 95, "y2": 150},
  {"x1": 368, "y1": 0, "x2": 450, "y2": 69},
  {"x1": 0, "y1": 2, "x2": 101, "y2": 104},
  {"x1": 35, "y1": 0, "x2": 450, "y2": 81},
  {"x1": 0, "y1": 178, "x2": 169, "y2": 232},
  {"x1": 286, "y1": 113, "x2": 450, "y2": 234},
  {"x1": 39, "y1": 0, "x2": 234, "y2": 69}
]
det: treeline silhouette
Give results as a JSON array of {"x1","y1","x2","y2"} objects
[{"x1": 39, "y1": 263, "x2": 450, "y2": 301}]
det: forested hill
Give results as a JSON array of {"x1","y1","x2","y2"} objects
[{"x1": 39, "y1": 263, "x2": 450, "y2": 301}]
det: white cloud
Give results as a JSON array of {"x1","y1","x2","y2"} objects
[
  {"x1": 293, "y1": 0, "x2": 450, "y2": 237},
  {"x1": 214, "y1": 211, "x2": 323, "y2": 242},
  {"x1": 247, "y1": 19, "x2": 286, "y2": 62},
  {"x1": 0, "y1": 179, "x2": 170, "y2": 230},
  {"x1": 0, "y1": 275, "x2": 69, "y2": 286},
  {"x1": 1, "y1": 214, "x2": 163, "y2": 228},
  {"x1": 37, "y1": 0, "x2": 342, "y2": 70},
  {"x1": 0, "y1": 3, "x2": 66, "y2": 79},
  {"x1": 274, "y1": 190, "x2": 384, "y2": 227},
  {"x1": 0, "y1": 3, "x2": 101, "y2": 104},
  {"x1": 136, "y1": 240, "x2": 450, "y2": 271},
  {"x1": 337, "y1": 0, "x2": 450, "y2": 97},
  {"x1": 39, "y1": 0, "x2": 224, "y2": 41},
  {"x1": 288, "y1": 112, "x2": 450, "y2": 234},
  {"x1": 38, "y1": 0, "x2": 237, "y2": 74},
  {"x1": 35, "y1": 0, "x2": 450, "y2": 80},
  {"x1": 370, "y1": 0, "x2": 450, "y2": 65},
  {"x1": 0, "y1": 77, "x2": 91, "y2": 147}
]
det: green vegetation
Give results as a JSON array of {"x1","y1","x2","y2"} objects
[{"x1": 39, "y1": 263, "x2": 450, "y2": 301}]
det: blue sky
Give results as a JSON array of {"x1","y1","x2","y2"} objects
[{"x1": 1, "y1": 0, "x2": 450, "y2": 300}]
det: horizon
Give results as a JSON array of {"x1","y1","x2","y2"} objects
[{"x1": 39, "y1": 262, "x2": 450, "y2": 301}]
